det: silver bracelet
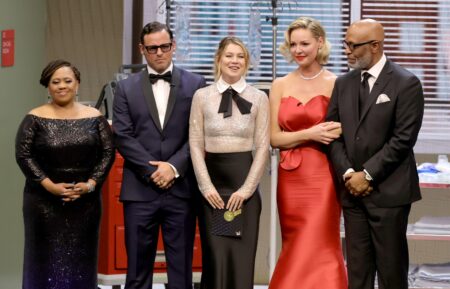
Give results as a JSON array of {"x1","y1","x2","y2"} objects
[{"x1": 86, "y1": 182, "x2": 95, "y2": 193}]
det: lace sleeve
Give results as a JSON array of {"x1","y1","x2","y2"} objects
[
  {"x1": 15, "y1": 115, "x2": 47, "y2": 182},
  {"x1": 89, "y1": 116, "x2": 115, "y2": 186},
  {"x1": 189, "y1": 88, "x2": 217, "y2": 196},
  {"x1": 237, "y1": 90, "x2": 270, "y2": 198}
]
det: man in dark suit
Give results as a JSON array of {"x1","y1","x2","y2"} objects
[
  {"x1": 113, "y1": 22, "x2": 206, "y2": 289},
  {"x1": 326, "y1": 19, "x2": 424, "y2": 289}
]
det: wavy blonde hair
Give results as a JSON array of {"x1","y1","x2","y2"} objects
[
  {"x1": 214, "y1": 36, "x2": 250, "y2": 81},
  {"x1": 279, "y1": 17, "x2": 331, "y2": 65}
]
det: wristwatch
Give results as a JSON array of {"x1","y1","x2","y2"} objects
[
  {"x1": 86, "y1": 182, "x2": 95, "y2": 193},
  {"x1": 363, "y1": 169, "x2": 373, "y2": 182}
]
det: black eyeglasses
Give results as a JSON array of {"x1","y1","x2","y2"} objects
[
  {"x1": 342, "y1": 40, "x2": 378, "y2": 51},
  {"x1": 143, "y1": 43, "x2": 173, "y2": 54}
]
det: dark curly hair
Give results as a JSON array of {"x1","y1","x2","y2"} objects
[{"x1": 39, "y1": 59, "x2": 81, "y2": 88}]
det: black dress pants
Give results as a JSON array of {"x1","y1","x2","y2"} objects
[{"x1": 343, "y1": 199, "x2": 411, "y2": 289}]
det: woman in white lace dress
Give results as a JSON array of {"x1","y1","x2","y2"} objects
[{"x1": 189, "y1": 36, "x2": 269, "y2": 289}]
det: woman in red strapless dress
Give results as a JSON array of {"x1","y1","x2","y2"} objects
[{"x1": 269, "y1": 17, "x2": 347, "y2": 289}]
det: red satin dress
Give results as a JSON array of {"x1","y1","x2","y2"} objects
[{"x1": 269, "y1": 95, "x2": 347, "y2": 289}]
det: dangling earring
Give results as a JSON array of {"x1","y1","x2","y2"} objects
[
  {"x1": 47, "y1": 91, "x2": 51, "y2": 103},
  {"x1": 75, "y1": 90, "x2": 79, "y2": 102}
]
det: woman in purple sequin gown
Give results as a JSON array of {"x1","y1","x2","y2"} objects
[{"x1": 15, "y1": 60, "x2": 115, "y2": 289}]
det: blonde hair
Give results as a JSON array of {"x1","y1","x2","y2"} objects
[
  {"x1": 214, "y1": 36, "x2": 250, "y2": 80},
  {"x1": 279, "y1": 16, "x2": 331, "y2": 65}
]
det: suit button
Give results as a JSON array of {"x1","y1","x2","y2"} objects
[{"x1": 356, "y1": 136, "x2": 360, "y2": 141}]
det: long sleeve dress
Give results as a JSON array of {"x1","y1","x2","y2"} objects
[
  {"x1": 15, "y1": 115, "x2": 115, "y2": 289},
  {"x1": 189, "y1": 80, "x2": 269, "y2": 289}
]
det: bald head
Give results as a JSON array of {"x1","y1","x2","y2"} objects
[
  {"x1": 348, "y1": 19, "x2": 385, "y2": 44},
  {"x1": 344, "y1": 19, "x2": 385, "y2": 70}
]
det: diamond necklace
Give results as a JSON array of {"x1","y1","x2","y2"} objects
[{"x1": 299, "y1": 67, "x2": 324, "y2": 80}]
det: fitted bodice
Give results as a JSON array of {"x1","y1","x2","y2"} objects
[
  {"x1": 278, "y1": 95, "x2": 330, "y2": 171},
  {"x1": 278, "y1": 95, "x2": 330, "y2": 132},
  {"x1": 16, "y1": 115, "x2": 114, "y2": 185}
]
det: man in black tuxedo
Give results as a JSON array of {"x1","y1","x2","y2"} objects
[
  {"x1": 113, "y1": 22, "x2": 206, "y2": 289},
  {"x1": 326, "y1": 19, "x2": 424, "y2": 289}
]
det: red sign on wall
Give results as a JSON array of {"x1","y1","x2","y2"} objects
[{"x1": 2, "y1": 29, "x2": 15, "y2": 67}]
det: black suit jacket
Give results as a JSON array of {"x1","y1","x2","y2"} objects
[
  {"x1": 326, "y1": 59, "x2": 424, "y2": 207},
  {"x1": 113, "y1": 66, "x2": 206, "y2": 202}
]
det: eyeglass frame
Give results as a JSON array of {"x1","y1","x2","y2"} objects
[
  {"x1": 342, "y1": 40, "x2": 379, "y2": 51},
  {"x1": 143, "y1": 42, "x2": 173, "y2": 54}
]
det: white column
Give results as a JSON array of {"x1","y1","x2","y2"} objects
[
  {"x1": 269, "y1": 148, "x2": 279, "y2": 278},
  {"x1": 351, "y1": 0, "x2": 362, "y2": 23}
]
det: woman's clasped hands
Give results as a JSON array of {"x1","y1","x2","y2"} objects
[
  {"x1": 205, "y1": 190, "x2": 246, "y2": 212},
  {"x1": 41, "y1": 178, "x2": 94, "y2": 202}
]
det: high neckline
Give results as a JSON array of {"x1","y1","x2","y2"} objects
[{"x1": 217, "y1": 76, "x2": 247, "y2": 94}]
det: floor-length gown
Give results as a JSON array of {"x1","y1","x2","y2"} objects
[
  {"x1": 269, "y1": 95, "x2": 347, "y2": 289},
  {"x1": 15, "y1": 115, "x2": 115, "y2": 289},
  {"x1": 189, "y1": 81, "x2": 269, "y2": 289}
]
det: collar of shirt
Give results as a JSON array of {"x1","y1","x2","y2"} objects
[
  {"x1": 147, "y1": 63, "x2": 173, "y2": 129},
  {"x1": 147, "y1": 62, "x2": 173, "y2": 78},
  {"x1": 216, "y1": 76, "x2": 247, "y2": 94},
  {"x1": 362, "y1": 53, "x2": 386, "y2": 81},
  {"x1": 361, "y1": 54, "x2": 386, "y2": 91}
]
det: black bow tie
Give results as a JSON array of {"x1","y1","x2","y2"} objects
[
  {"x1": 149, "y1": 71, "x2": 172, "y2": 84},
  {"x1": 218, "y1": 87, "x2": 252, "y2": 118}
]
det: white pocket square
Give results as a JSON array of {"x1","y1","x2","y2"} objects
[{"x1": 376, "y1": 93, "x2": 390, "y2": 104}]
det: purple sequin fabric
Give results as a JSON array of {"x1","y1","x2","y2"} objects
[{"x1": 15, "y1": 115, "x2": 114, "y2": 289}]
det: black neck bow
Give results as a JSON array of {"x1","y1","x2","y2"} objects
[
  {"x1": 218, "y1": 87, "x2": 252, "y2": 118},
  {"x1": 149, "y1": 71, "x2": 172, "y2": 84}
]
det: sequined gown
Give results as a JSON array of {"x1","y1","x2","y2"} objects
[
  {"x1": 269, "y1": 95, "x2": 347, "y2": 289},
  {"x1": 189, "y1": 83, "x2": 269, "y2": 289},
  {"x1": 15, "y1": 115, "x2": 115, "y2": 289}
]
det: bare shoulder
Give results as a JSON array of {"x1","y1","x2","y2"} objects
[
  {"x1": 272, "y1": 73, "x2": 292, "y2": 87},
  {"x1": 270, "y1": 73, "x2": 291, "y2": 99},
  {"x1": 78, "y1": 103, "x2": 102, "y2": 118},
  {"x1": 323, "y1": 69, "x2": 337, "y2": 82},
  {"x1": 322, "y1": 69, "x2": 338, "y2": 95},
  {"x1": 28, "y1": 104, "x2": 51, "y2": 117}
]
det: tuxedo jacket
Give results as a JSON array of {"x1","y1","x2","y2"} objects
[
  {"x1": 326, "y1": 59, "x2": 424, "y2": 208},
  {"x1": 113, "y1": 66, "x2": 206, "y2": 202}
]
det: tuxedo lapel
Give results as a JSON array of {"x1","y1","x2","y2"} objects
[
  {"x1": 163, "y1": 66, "x2": 180, "y2": 129},
  {"x1": 141, "y1": 70, "x2": 163, "y2": 132},
  {"x1": 359, "y1": 61, "x2": 393, "y2": 122}
]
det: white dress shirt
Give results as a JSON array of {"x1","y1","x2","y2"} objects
[
  {"x1": 361, "y1": 53, "x2": 387, "y2": 92},
  {"x1": 147, "y1": 63, "x2": 173, "y2": 128},
  {"x1": 147, "y1": 63, "x2": 179, "y2": 178}
]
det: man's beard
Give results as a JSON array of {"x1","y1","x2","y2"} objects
[{"x1": 348, "y1": 55, "x2": 372, "y2": 70}]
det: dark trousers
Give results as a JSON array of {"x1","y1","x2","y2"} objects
[
  {"x1": 343, "y1": 200, "x2": 411, "y2": 289},
  {"x1": 123, "y1": 193, "x2": 196, "y2": 289}
]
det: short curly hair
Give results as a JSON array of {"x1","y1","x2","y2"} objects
[
  {"x1": 39, "y1": 59, "x2": 80, "y2": 88},
  {"x1": 279, "y1": 17, "x2": 331, "y2": 65}
]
